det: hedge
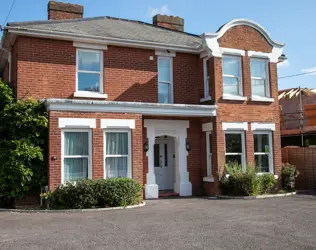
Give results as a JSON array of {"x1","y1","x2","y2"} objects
[{"x1": 48, "y1": 178, "x2": 142, "y2": 209}]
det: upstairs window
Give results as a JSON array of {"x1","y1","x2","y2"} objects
[
  {"x1": 203, "y1": 58, "x2": 210, "y2": 98},
  {"x1": 77, "y1": 49, "x2": 103, "y2": 93},
  {"x1": 222, "y1": 56, "x2": 242, "y2": 96},
  {"x1": 250, "y1": 59, "x2": 270, "y2": 97},
  {"x1": 158, "y1": 57, "x2": 173, "y2": 103}
]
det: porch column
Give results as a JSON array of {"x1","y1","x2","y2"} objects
[
  {"x1": 144, "y1": 127, "x2": 159, "y2": 199},
  {"x1": 174, "y1": 132, "x2": 192, "y2": 196}
]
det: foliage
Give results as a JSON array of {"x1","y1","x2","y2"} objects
[
  {"x1": 219, "y1": 162, "x2": 277, "y2": 196},
  {"x1": 281, "y1": 163, "x2": 299, "y2": 191},
  {"x1": 0, "y1": 80, "x2": 48, "y2": 200},
  {"x1": 48, "y1": 178, "x2": 143, "y2": 209}
]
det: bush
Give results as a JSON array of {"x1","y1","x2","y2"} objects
[
  {"x1": 219, "y1": 163, "x2": 277, "y2": 196},
  {"x1": 281, "y1": 163, "x2": 299, "y2": 191},
  {"x1": 48, "y1": 178, "x2": 142, "y2": 209}
]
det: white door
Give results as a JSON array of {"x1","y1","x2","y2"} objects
[{"x1": 154, "y1": 137, "x2": 175, "y2": 190}]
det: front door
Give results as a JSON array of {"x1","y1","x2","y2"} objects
[{"x1": 154, "y1": 136, "x2": 175, "y2": 190}]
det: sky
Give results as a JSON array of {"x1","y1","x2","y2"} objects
[{"x1": 1, "y1": 0, "x2": 315, "y2": 91}]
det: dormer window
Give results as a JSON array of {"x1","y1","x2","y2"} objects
[
  {"x1": 222, "y1": 55, "x2": 243, "y2": 96},
  {"x1": 250, "y1": 58, "x2": 270, "y2": 97}
]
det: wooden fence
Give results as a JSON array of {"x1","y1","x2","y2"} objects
[{"x1": 282, "y1": 147, "x2": 316, "y2": 190}]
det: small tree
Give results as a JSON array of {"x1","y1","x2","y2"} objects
[{"x1": 0, "y1": 79, "x2": 48, "y2": 203}]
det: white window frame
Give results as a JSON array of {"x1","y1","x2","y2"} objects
[
  {"x1": 250, "y1": 58, "x2": 270, "y2": 98},
  {"x1": 203, "y1": 57, "x2": 210, "y2": 98},
  {"x1": 224, "y1": 131, "x2": 246, "y2": 170},
  {"x1": 103, "y1": 129, "x2": 132, "y2": 179},
  {"x1": 222, "y1": 55, "x2": 243, "y2": 97},
  {"x1": 206, "y1": 131, "x2": 212, "y2": 176},
  {"x1": 76, "y1": 48, "x2": 104, "y2": 94},
  {"x1": 158, "y1": 56, "x2": 174, "y2": 104},
  {"x1": 254, "y1": 131, "x2": 273, "y2": 174},
  {"x1": 61, "y1": 128, "x2": 92, "y2": 184}
]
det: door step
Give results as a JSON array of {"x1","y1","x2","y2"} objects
[{"x1": 159, "y1": 191, "x2": 179, "y2": 198}]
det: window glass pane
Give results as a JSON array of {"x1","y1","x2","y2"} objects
[
  {"x1": 158, "y1": 82, "x2": 170, "y2": 103},
  {"x1": 225, "y1": 133, "x2": 242, "y2": 153},
  {"x1": 158, "y1": 59, "x2": 171, "y2": 82},
  {"x1": 78, "y1": 51, "x2": 100, "y2": 72},
  {"x1": 255, "y1": 155, "x2": 269, "y2": 172},
  {"x1": 164, "y1": 144, "x2": 168, "y2": 167},
  {"x1": 106, "y1": 132, "x2": 128, "y2": 155},
  {"x1": 251, "y1": 60, "x2": 266, "y2": 78},
  {"x1": 206, "y1": 59, "x2": 210, "y2": 78},
  {"x1": 222, "y1": 57, "x2": 240, "y2": 76},
  {"x1": 254, "y1": 134, "x2": 270, "y2": 153},
  {"x1": 252, "y1": 79, "x2": 266, "y2": 96},
  {"x1": 64, "y1": 132, "x2": 88, "y2": 156},
  {"x1": 78, "y1": 72, "x2": 100, "y2": 92},
  {"x1": 105, "y1": 157, "x2": 128, "y2": 178},
  {"x1": 225, "y1": 155, "x2": 242, "y2": 165},
  {"x1": 154, "y1": 144, "x2": 160, "y2": 167},
  {"x1": 209, "y1": 133, "x2": 212, "y2": 153},
  {"x1": 64, "y1": 158, "x2": 88, "y2": 181},
  {"x1": 223, "y1": 77, "x2": 239, "y2": 95},
  {"x1": 208, "y1": 155, "x2": 212, "y2": 175}
]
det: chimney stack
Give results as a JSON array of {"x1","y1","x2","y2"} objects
[
  {"x1": 153, "y1": 15, "x2": 184, "y2": 32},
  {"x1": 48, "y1": 1, "x2": 83, "y2": 20}
]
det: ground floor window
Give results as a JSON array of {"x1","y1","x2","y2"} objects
[
  {"x1": 206, "y1": 132, "x2": 212, "y2": 175},
  {"x1": 104, "y1": 130, "x2": 131, "y2": 178},
  {"x1": 225, "y1": 131, "x2": 245, "y2": 167},
  {"x1": 254, "y1": 131, "x2": 273, "y2": 173},
  {"x1": 62, "y1": 129, "x2": 91, "y2": 182}
]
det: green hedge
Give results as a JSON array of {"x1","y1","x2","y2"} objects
[
  {"x1": 48, "y1": 178, "x2": 142, "y2": 209},
  {"x1": 219, "y1": 163, "x2": 277, "y2": 196}
]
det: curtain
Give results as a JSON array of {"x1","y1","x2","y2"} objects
[
  {"x1": 64, "y1": 132, "x2": 88, "y2": 156},
  {"x1": 106, "y1": 157, "x2": 128, "y2": 178},
  {"x1": 64, "y1": 158, "x2": 88, "y2": 181}
]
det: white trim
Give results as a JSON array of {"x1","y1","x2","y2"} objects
[
  {"x1": 222, "y1": 122, "x2": 248, "y2": 131},
  {"x1": 200, "y1": 96, "x2": 212, "y2": 103},
  {"x1": 58, "y1": 118, "x2": 96, "y2": 128},
  {"x1": 222, "y1": 94, "x2": 247, "y2": 101},
  {"x1": 224, "y1": 131, "x2": 246, "y2": 170},
  {"x1": 158, "y1": 56, "x2": 174, "y2": 103},
  {"x1": 101, "y1": 119, "x2": 135, "y2": 129},
  {"x1": 202, "y1": 122, "x2": 213, "y2": 132},
  {"x1": 155, "y1": 50, "x2": 176, "y2": 57},
  {"x1": 253, "y1": 131, "x2": 274, "y2": 174},
  {"x1": 222, "y1": 55, "x2": 243, "y2": 96},
  {"x1": 251, "y1": 96, "x2": 274, "y2": 102},
  {"x1": 206, "y1": 131, "x2": 212, "y2": 176},
  {"x1": 251, "y1": 123, "x2": 275, "y2": 131},
  {"x1": 221, "y1": 48, "x2": 245, "y2": 56},
  {"x1": 76, "y1": 48, "x2": 104, "y2": 94},
  {"x1": 203, "y1": 176, "x2": 214, "y2": 182},
  {"x1": 250, "y1": 58, "x2": 270, "y2": 97},
  {"x1": 73, "y1": 42, "x2": 108, "y2": 50},
  {"x1": 46, "y1": 99, "x2": 217, "y2": 117},
  {"x1": 248, "y1": 50, "x2": 282, "y2": 63},
  {"x1": 73, "y1": 91, "x2": 108, "y2": 99},
  {"x1": 248, "y1": 51, "x2": 270, "y2": 59},
  {"x1": 103, "y1": 129, "x2": 132, "y2": 179},
  {"x1": 61, "y1": 128, "x2": 92, "y2": 184}
]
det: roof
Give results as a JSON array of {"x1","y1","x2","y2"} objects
[
  {"x1": 278, "y1": 88, "x2": 316, "y2": 100},
  {"x1": 6, "y1": 16, "x2": 202, "y2": 49}
]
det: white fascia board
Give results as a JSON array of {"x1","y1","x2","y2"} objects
[
  {"x1": 222, "y1": 122, "x2": 248, "y2": 131},
  {"x1": 58, "y1": 118, "x2": 96, "y2": 128},
  {"x1": 248, "y1": 48, "x2": 283, "y2": 63},
  {"x1": 46, "y1": 99, "x2": 217, "y2": 117},
  {"x1": 221, "y1": 47, "x2": 245, "y2": 56},
  {"x1": 251, "y1": 123, "x2": 275, "y2": 131},
  {"x1": 73, "y1": 42, "x2": 108, "y2": 50},
  {"x1": 101, "y1": 119, "x2": 135, "y2": 129},
  {"x1": 202, "y1": 122, "x2": 213, "y2": 132},
  {"x1": 155, "y1": 50, "x2": 176, "y2": 57}
]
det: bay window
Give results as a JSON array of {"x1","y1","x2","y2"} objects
[
  {"x1": 104, "y1": 130, "x2": 132, "y2": 178},
  {"x1": 254, "y1": 131, "x2": 273, "y2": 173},
  {"x1": 225, "y1": 132, "x2": 245, "y2": 168},
  {"x1": 222, "y1": 56, "x2": 242, "y2": 96},
  {"x1": 250, "y1": 58, "x2": 270, "y2": 97},
  {"x1": 62, "y1": 130, "x2": 92, "y2": 182},
  {"x1": 158, "y1": 57, "x2": 173, "y2": 103}
]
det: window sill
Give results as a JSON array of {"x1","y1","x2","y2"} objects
[
  {"x1": 200, "y1": 96, "x2": 212, "y2": 103},
  {"x1": 222, "y1": 94, "x2": 247, "y2": 101},
  {"x1": 203, "y1": 176, "x2": 214, "y2": 182},
  {"x1": 251, "y1": 96, "x2": 274, "y2": 103},
  {"x1": 73, "y1": 91, "x2": 108, "y2": 99}
]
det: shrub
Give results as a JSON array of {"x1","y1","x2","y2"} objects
[
  {"x1": 258, "y1": 174, "x2": 276, "y2": 194},
  {"x1": 48, "y1": 178, "x2": 142, "y2": 209},
  {"x1": 281, "y1": 163, "x2": 299, "y2": 191}
]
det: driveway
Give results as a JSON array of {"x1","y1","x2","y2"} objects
[{"x1": 1, "y1": 195, "x2": 316, "y2": 250}]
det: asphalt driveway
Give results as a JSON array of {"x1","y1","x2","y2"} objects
[{"x1": 1, "y1": 195, "x2": 316, "y2": 250}]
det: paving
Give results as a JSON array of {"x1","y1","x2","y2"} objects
[{"x1": 1, "y1": 194, "x2": 316, "y2": 250}]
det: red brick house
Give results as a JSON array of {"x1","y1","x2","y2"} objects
[{"x1": 0, "y1": 1, "x2": 285, "y2": 199}]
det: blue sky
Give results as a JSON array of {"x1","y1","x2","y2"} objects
[{"x1": 1, "y1": 0, "x2": 315, "y2": 90}]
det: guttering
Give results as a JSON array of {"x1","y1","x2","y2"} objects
[
  {"x1": 45, "y1": 98, "x2": 217, "y2": 117},
  {"x1": 6, "y1": 26, "x2": 202, "y2": 54}
]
